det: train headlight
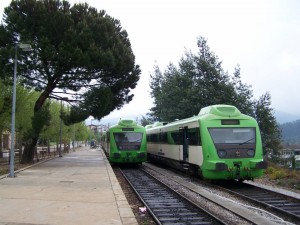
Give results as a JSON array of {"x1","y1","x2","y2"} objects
[
  {"x1": 218, "y1": 150, "x2": 227, "y2": 158},
  {"x1": 247, "y1": 149, "x2": 255, "y2": 157}
]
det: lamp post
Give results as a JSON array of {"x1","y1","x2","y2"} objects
[
  {"x1": 59, "y1": 97, "x2": 68, "y2": 157},
  {"x1": 73, "y1": 124, "x2": 75, "y2": 152},
  {"x1": 90, "y1": 118, "x2": 94, "y2": 147},
  {"x1": 9, "y1": 43, "x2": 32, "y2": 178}
]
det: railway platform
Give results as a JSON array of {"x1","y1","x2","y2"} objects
[{"x1": 0, "y1": 146, "x2": 137, "y2": 225}]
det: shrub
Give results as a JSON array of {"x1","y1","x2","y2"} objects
[{"x1": 268, "y1": 170, "x2": 285, "y2": 179}]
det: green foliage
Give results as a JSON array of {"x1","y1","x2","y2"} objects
[
  {"x1": 39, "y1": 100, "x2": 90, "y2": 144},
  {"x1": 31, "y1": 101, "x2": 51, "y2": 136},
  {"x1": 266, "y1": 165, "x2": 299, "y2": 180},
  {"x1": 149, "y1": 36, "x2": 281, "y2": 153},
  {"x1": 80, "y1": 87, "x2": 114, "y2": 120},
  {"x1": 62, "y1": 105, "x2": 89, "y2": 126},
  {"x1": 140, "y1": 115, "x2": 154, "y2": 127},
  {"x1": 230, "y1": 66, "x2": 254, "y2": 115},
  {"x1": 269, "y1": 170, "x2": 286, "y2": 180},
  {"x1": 0, "y1": 79, "x2": 38, "y2": 136},
  {"x1": 253, "y1": 92, "x2": 281, "y2": 153},
  {"x1": 0, "y1": 0, "x2": 141, "y2": 162},
  {"x1": 0, "y1": 0, "x2": 140, "y2": 119},
  {"x1": 39, "y1": 100, "x2": 60, "y2": 142},
  {"x1": 149, "y1": 37, "x2": 239, "y2": 121},
  {"x1": 0, "y1": 78, "x2": 91, "y2": 154},
  {"x1": 0, "y1": 80, "x2": 11, "y2": 130}
]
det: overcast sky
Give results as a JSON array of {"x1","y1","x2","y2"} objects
[{"x1": 1, "y1": 0, "x2": 300, "y2": 124}]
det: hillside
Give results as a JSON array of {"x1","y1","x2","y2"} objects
[
  {"x1": 275, "y1": 110, "x2": 300, "y2": 124},
  {"x1": 280, "y1": 120, "x2": 300, "y2": 144}
]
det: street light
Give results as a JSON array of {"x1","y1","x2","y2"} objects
[
  {"x1": 59, "y1": 97, "x2": 68, "y2": 157},
  {"x1": 90, "y1": 118, "x2": 95, "y2": 147},
  {"x1": 73, "y1": 124, "x2": 75, "y2": 152},
  {"x1": 9, "y1": 43, "x2": 32, "y2": 178}
]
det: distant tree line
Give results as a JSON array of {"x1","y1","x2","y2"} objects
[
  {"x1": 144, "y1": 37, "x2": 281, "y2": 154},
  {"x1": 0, "y1": 80, "x2": 92, "y2": 158}
]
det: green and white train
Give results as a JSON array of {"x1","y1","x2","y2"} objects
[
  {"x1": 104, "y1": 119, "x2": 147, "y2": 164},
  {"x1": 146, "y1": 105, "x2": 267, "y2": 180}
]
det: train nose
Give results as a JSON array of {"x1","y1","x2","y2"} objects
[{"x1": 138, "y1": 152, "x2": 146, "y2": 158}]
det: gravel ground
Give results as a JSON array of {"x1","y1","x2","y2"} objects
[
  {"x1": 112, "y1": 166, "x2": 157, "y2": 225},
  {"x1": 142, "y1": 165, "x2": 251, "y2": 225},
  {"x1": 114, "y1": 163, "x2": 300, "y2": 225}
]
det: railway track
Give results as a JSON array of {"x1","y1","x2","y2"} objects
[
  {"x1": 121, "y1": 167, "x2": 226, "y2": 225},
  {"x1": 140, "y1": 163, "x2": 299, "y2": 224},
  {"x1": 217, "y1": 181, "x2": 300, "y2": 224}
]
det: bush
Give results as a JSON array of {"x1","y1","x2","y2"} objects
[
  {"x1": 266, "y1": 166, "x2": 276, "y2": 174},
  {"x1": 266, "y1": 163, "x2": 300, "y2": 187},
  {"x1": 269, "y1": 170, "x2": 287, "y2": 180}
]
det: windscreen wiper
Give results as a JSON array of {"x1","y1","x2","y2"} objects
[{"x1": 239, "y1": 137, "x2": 255, "y2": 145}]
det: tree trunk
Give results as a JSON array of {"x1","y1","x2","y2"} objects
[
  {"x1": 20, "y1": 90, "x2": 50, "y2": 164},
  {"x1": 21, "y1": 137, "x2": 38, "y2": 163}
]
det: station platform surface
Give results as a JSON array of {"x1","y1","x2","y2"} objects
[{"x1": 0, "y1": 147, "x2": 138, "y2": 225}]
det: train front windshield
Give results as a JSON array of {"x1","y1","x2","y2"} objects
[
  {"x1": 209, "y1": 128, "x2": 255, "y2": 144},
  {"x1": 208, "y1": 128, "x2": 256, "y2": 158},
  {"x1": 113, "y1": 132, "x2": 143, "y2": 150}
]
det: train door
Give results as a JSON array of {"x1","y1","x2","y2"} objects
[
  {"x1": 181, "y1": 126, "x2": 189, "y2": 162},
  {"x1": 158, "y1": 130, "x2": 162, "y2": 155}
]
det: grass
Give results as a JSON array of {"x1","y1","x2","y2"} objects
[{"x1": 0, "y1": 168, "x2": 8, "y2": 176}]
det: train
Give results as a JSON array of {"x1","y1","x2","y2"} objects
[
  {"x1": 146, "y1": 104, "x2": 267, "y2": 181},
  {"x1": 103, "y1": 119, "x2": 147, "y2": 164}
]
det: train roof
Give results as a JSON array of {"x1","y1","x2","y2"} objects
[
  {"x1": 199, "y1": 104, "x2": 241, "y2": 117},
  {"x1": 109, "y1": 119, "x2": 145, "y2": 130},
  {"x1": 146, "y1": 104, "x2": 254, "y2": 130}
]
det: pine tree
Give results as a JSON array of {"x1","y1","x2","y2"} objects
[
  {"x1": 149, "y1": 36, "x2": 281, "y2": 152},
  {"x1": 0, "y1": 0, "x2": 140, "y2": 163}
]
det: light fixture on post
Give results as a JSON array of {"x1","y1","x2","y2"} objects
[
  {"x1": 90, "y1": 118, "x2": 94, "y2": 147},
  {"x1": 59, "y1": 97, "x2": 68, "y2": 157},
  {"x1": 9, "y1": 43, "x2": 32, "y2": 178},
  {"x1": 73, "y1": 124, "x2": 75, "y2": 152}
]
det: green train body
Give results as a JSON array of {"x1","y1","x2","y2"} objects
[
  {"x1": 104, "y1": 119, "x2": 147, "y2": 164},
  {"x1": 146, "y1": 105, "x2": 267, "y2": 180}
]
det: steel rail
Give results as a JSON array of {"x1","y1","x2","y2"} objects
[
  {"x1": 120, "y1": 167, "x2": 226, "y2": 225},
  {"x1": 217, "y1": 181, "x2": 300, "y2": 223}
]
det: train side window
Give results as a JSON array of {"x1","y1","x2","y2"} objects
[
  {"x1": 146, "y1": 134, "x2": 151, "y2": 142},
  {"x1": 171, "y1": 131, "x2": 183, "y2": 145},
  {"x1": 188, "y1": 128, "x2": 201, "y2": 146},
  {"x1": 148, "y1": 133, "x2": 159, "y2": 143},
  {"x1": 160, "y1": 132, "x2": 168, "y2": 143}
]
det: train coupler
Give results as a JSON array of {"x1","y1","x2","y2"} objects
[{"x1": 233, "y1": 162, "x2": 241, "y2": 179}]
